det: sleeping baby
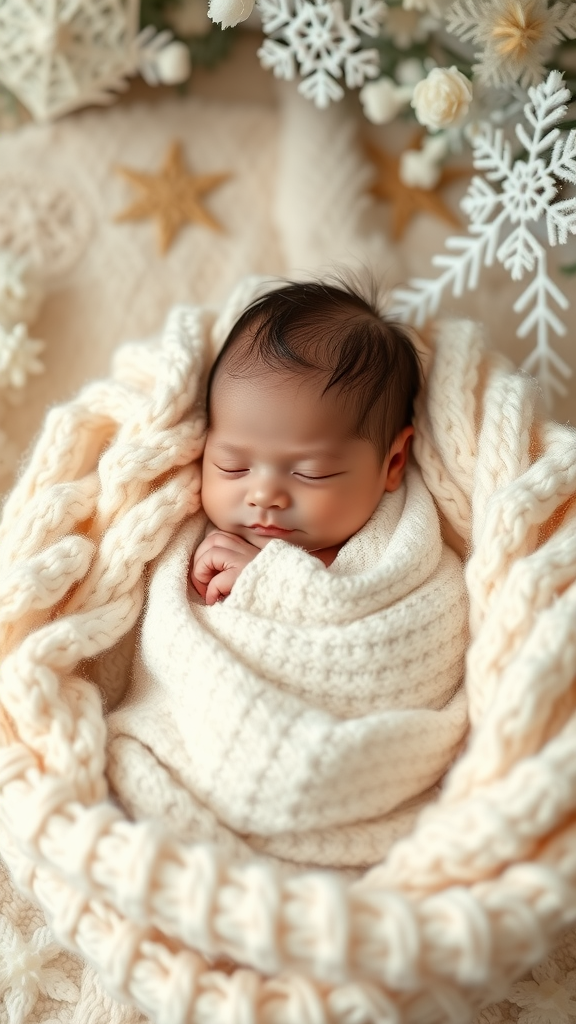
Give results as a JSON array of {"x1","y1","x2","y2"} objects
[
  {"x1": 191, "y1": 278, "x2": 420, "y2": 603},
  {"x1": 108, "y1": 275, "x2": 469, "y2": 870}
]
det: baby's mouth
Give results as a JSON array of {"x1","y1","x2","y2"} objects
[{"x1": 249, "y1": 524, "x2": 294, "y2": 536}]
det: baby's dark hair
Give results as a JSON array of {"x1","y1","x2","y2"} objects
[{"x1": 207, "y1": 276, "x2": 422, "y2": 462}]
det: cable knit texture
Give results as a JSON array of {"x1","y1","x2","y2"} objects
[
  {"x1": 0, "y1": 281, "x2": 575, "y2": 1024},
  {"x1": 107, "y1": 463, "x2": 468, "y2": 869}
]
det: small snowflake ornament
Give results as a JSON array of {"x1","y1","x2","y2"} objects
[
  {"x1": 0, "y1": 323, "x2": 45, "y2": 391},
  {"x1": 0, "y1": 916, "x2": 79, "y2": 1024},
  {"x1": 0, "y1": 0, "x2": 191, "y2": 122},
  {"x1": 257, "y1": 0, "x2": 387, "y2": 108},
  {"x1": 391, "y1": 70, "x2": 576, "y2": 408},
  {"x1": 0, "y1": 250, "x2": 45, "y2": 330}
]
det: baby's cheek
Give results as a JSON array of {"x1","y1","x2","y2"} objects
[
  {"x1": 201, "y1": 473, "x2": 234, "y2": 530},
  {"x1": 306, "y1": 486, "x2": 342, "y2": 526}
]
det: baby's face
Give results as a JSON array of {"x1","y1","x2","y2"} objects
[{"x1": 201, "y1": 367, "x2": 395, "y2": 555}]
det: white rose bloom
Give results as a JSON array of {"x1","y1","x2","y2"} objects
[
  {"x1": 360, "y1": 78, "x2": 413, "y2": 125},
  {"x1": 208, "y1": 0, "x2": 254, "y2": 27},
  {"x1": 399, "y1": 149, "x2": 441, "y2": 189},
  {"x1": 411, "y1": 66, "x2": 473, "y2": 130}
]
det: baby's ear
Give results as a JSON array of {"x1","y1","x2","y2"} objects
[{"x1": 383, "y1": 426, "x2": 413, "y2": 492}]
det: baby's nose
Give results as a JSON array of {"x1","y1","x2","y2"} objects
[{"x1": 247, "y1": 477, "x2": 290, "y2": 509}]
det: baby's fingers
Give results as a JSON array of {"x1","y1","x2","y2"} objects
[
  {"x1": 190, "y1": 569, "x2": 208, "y2": 600},
  {"x1": 205, "y1": 568, "x2": 238, "y2": 606},
  {"x1": 192, "y1": 546, "x2": 233, "y2": 584}
]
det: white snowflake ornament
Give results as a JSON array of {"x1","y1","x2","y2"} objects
[
  {"x1": 391, "y1": 70, "x2": 576, "y2": 409},
  {"x1": 0, "y1": 916, "x2": 79, "y2": 1024},
  {"x1": 0, "y1": 323, "x2": 45, "y2": 391},
  {"x1": 0, "y1": 249, "x2": 45, "y2": 330},
  {"x1": 257, "y1": 0, "x2": 387, "y2": 108},
  {"x1": 0, "y1": 0, "x2": 191, "y2": 122}
]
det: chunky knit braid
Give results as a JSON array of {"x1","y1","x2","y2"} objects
[{"x1": 1, "y1": 291, "x2": 576, "y2": 1024}]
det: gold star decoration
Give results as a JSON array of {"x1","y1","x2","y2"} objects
[
  {"x1": 114, "y1": 141, "x2": 230, "y2": 254},
  {"x1": 365, "y1": 137, "x2": 471, "y2": 241}
]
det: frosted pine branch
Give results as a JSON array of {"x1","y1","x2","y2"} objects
[{"x1": 516, "y1": 250, "x2": 571, "y2": 405}]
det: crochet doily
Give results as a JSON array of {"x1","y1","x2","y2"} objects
[{"x1": 0, "y1": 174, "x2": 93, "y2": 279}]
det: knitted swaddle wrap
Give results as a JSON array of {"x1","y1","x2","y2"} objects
[
  {"x1": 0, "y1": 280, "x2": 575, "y2": 1024},
  {"x1": 107, "y1": 465, "x2": 468, "y2": 869}
]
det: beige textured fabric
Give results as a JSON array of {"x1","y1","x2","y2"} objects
[{"x1": 107, "y1": 463, "x2": 468, "y2": 870}]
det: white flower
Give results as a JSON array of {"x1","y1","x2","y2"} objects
[
  {"x1": 400, "y1": 148, "x2": 441, "y2": 188},
  {"x1": 396, "y1": 57, "x2": 426, "y2": 84},
  {"x1": 146, "y1": 40, "x2": 191, "y2": 84},
  {"x1": 446, "y1": 0, "x2": 576, "y2": 89},
  {"x1": 399, "y1": 133, "x2": 449, "y2": 188},
  {"x1": 0, "y1": 323, "x2": 45, "y2": 390},
  {"x1": 0, "y1": 916, "x2": 79, "y2": 1024},
  {"x1": 209, "y1": 0, "x2": 255, "y2": 27},
  {"x1": 360, "y1": 76, "x2": 414, "y2": 123},
  {"x1": 0, "y1": 249, "x2": 45, "y2": 329},
  {"x1": 411, "y1": 65, "x2": 473, "y2": 130}
]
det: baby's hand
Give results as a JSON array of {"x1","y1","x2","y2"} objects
[{"x1": 191, "y1": 531, "x2": 260, "y2": 605}]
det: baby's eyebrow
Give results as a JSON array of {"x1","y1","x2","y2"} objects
[
  {"x1": 210, "y1": 442, "x2": 246, "y2": 454},
  {"x1": 211, "y1": 441, "x2": 344, "y2": 461}
]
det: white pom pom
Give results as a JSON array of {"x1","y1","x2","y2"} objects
[
  {"x1": 399, "y1": 149, "x2": 441, "y2": 189},
  {"x1": 359, "y1": 78, "x2": 413, "y2": 125},
  {"x1": 154, "y1": 41, "x2": 191, "y2": 84},
  {"x1": 0, "y1": 250, "x2": 45, "y2": 329},
  {"x1": 0, "y1": 323, "x2": 45, "y2": 390},
  {"x1": 208, "y1": 0, "x2": 255, "y2": 29}
]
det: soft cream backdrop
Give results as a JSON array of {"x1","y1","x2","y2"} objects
[{"x1": 0, "y1": 33, "x2": 574, "y2": 495}]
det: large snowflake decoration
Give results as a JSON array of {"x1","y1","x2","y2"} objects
[
  {"x1": 0, "y1": 0, "x2": 190, "y2": 122},
  {"x1": 391, "y1": 70, "x2": 576, "y2": 408},
  {"x1": 257, "y1": 0, "x2": 386, "y2": 108}
]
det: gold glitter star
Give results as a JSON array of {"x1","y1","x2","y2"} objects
[
  {"x1": 365, "y1": 138, "x2": 471, "y2": 241},
  {"x1": 114, "y1": 141, "x2": 230, "y2": 254}
]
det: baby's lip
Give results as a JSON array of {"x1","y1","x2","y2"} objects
[{"x1": 249, "y1": 524, "x2": 294, "y2": 534}]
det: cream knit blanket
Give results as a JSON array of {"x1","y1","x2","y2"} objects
[
  {"x1": 107, "y1": 465, "x2": 468, "y2": 870},
  {"x1": 0, "y1": 287, "x2": 575, "y2": 1024}
]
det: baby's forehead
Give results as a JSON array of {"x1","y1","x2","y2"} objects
[
  {"x1": 207, "y1": 364, "x2": 361, "y2": 447},
  {"x1": 210, "y1": 361, "x2": 333, "y2": 404}
]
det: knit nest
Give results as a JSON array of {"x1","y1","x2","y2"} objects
[{"x1": 0, "y1": 278, "x2": 575, "y2": 1024}]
